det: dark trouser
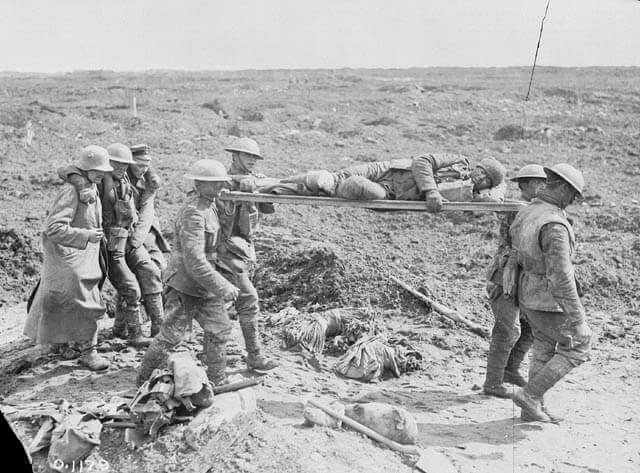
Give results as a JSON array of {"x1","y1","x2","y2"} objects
[
  {"x1": 127, "y1": 245, "x2": 163, "y2": 296},
  {"x1": 484, "y1": 282, "x2": 533, "y2": 387},
  {"x1": 523, "y1": 306, "x2": 591, "y2": 377},
  {"x1": 219, "y1": 268, "x2": 263, "y2": 356},
  {"x1": 140, "y1": 287, "x2": 232, "y2": 384},
  {"x1": 156, "y1": 288, "x2": 232, "y2": 346},
  {"x1": 107, "y1": 249, "x2": 141, "y2": 306},
  {"x1": 521, "y1": 306, "x2": 591, "y2": 399},
  {"x1": 144, "y1": 232, "x2": 167, "y2": 274}
]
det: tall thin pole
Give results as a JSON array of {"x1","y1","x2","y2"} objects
[{"x1": 525, "y1": 0, "x2": 551, "y2": 101}]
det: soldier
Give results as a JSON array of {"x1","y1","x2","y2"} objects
[
  {"x1": 269, "y1": 154, "x2": 507, "y2": 211},
  {"x1": 509, "y1": 163, "x2": 591, "y2": 422},
  {"x1": 137, "y1": 160, "x2": 240, "y2": 386},
  {"x1": 126, "y1": 144, "x2": 170, "y2": 336},
  {"x1": 25, "y1": 146, "x2": 113, "y2": 371},
  {"x1": 219, "y1": 137, "x2": 278, "y2": 372},
  {"x1": 483, "y1": 164, "x2": 547, "y2": 398},
  {"x1": 99, "y1": 143, "x2": 151, "y2": 347}
]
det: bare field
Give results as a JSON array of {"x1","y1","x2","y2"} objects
[{"x1": 1, "y1": 68, "x2": 639, "y2": 472}]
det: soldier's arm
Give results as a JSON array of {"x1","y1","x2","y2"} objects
[
  {"x1": 411, "y1": 154, "x2": 469, "y2": 194},
  {"x1": 45, "y1": 185, "x2": 93, "y2": 249},
  {"x1": 129, "y1": 190, "x2": 156, "y2": 248},
  {"x1": 57, "y1": 166, "x2": 96, "y2": 204},
  {"x1": 180, "y1": 207, "x2": 235, "y2": 296},
  {"x1": 540, "y1": 222, "x2": 585, "y2": 324},
  {"x1": 144, "y1": 167, "x2": 161, "y2": 192}
]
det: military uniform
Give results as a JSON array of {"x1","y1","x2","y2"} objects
[
  {"x1": 126, "y1": 166, "x2": 170, "y2": 335},
  {"x1": 281, "y1": 154, "x2": 506, "y2": 202},
  {"x1": 483, "y1": 211, "x2": 534, "y2": 395},
  {"x1": 510, "y1": 196, "x2": 591, "y2": 418},
  {"x1": 138, "y1": 191, "x2": 236, "y2": 385},
  {"x1": 216, "y1": 170, "x2": 275, "y2": 367}
]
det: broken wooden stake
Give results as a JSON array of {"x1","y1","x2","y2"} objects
[{"x1": 391, "y1": 276, "x2": 489, "y2": 338}]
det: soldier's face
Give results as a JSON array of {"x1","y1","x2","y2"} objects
[
  {"x1": 518, "y1": 178, "x2": 546, "y2": 202},
  {"x1": 234, "y1": 152, "x2": 259, "y2": 172},
  {"x1": 87, "y1": 170, "x2": 105, "y2": 184},
  {"x1": 196, "y1": 180, "x2": 228, "y2": 198},
  {"x1": 471, "y1": 167, "x2": 492, "y2": 190},
  {"x1": 130, "y1": 162, "x2": 149, "y2": 179},
  {"x1": 110, "y1": 161, "x2": 129, "y2": 180}
]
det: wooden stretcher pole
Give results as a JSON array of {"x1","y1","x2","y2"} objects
[{"x1": 218, "y1": 191, "x2": 526, "y2": 213}]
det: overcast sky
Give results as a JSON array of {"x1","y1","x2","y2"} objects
[{"x1": 1, "y1": 0, "x2": 639, "y2": 72}]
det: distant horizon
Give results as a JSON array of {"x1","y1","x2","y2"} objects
[{"x1": 1, "y1": 65, "x2": 639, "y2": 76}]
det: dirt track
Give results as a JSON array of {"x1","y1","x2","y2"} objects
[{"x1": 1, "y1": 68, "x2": 639, "y2": 472}]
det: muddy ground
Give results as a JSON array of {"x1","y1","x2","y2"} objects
[{"x1": 0, "y1": 68, "x2": 639, "y2": 472}]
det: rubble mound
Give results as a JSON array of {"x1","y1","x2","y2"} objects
[
  {"x1": 253, "y1": 246, "x2": 351, "y2": 310},
  {"x1": 0, "y1": 229, "x2": 41, "y2": 307},
  {"x1": 253, "y1": 243, "x2": 404, "y2": 313}
]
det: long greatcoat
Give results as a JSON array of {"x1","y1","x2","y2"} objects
[{"x1": 24, "y1": 183, "x2": 105, "y2": 344}]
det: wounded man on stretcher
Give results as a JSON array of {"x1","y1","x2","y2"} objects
[{"x1": 257, "y1": 153, "x2": 507, "y2": 212}]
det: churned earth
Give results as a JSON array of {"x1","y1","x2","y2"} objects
[{"x1": 0, "y1": 68, "x2": 639, "y2": 472}]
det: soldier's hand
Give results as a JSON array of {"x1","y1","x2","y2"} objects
[
  {"x1": 128, "y1": 236, "x2": 143, "y2": 250},
  {"x1": 79, "y1": 187, "x2": 97, "y2": 204},
  {"x1": 239, "y1": 176, "x2": 257, "y2": 193},
  {"x1": 572, "y1": 320, "x2": 592, "y2": 347},
  {"x1": 424, "y1": 190, "x2": 444, "y2": 212},
  {"x1": 223, "y1": 283, "x2": 240, "y2": 302},
  {"x1": 87, "y1": 228, "x2": 104, "y2": 243}
]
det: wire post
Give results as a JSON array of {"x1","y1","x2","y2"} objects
[{"x1": 525, "y1": 0, "x2": 551, "y2": 101}]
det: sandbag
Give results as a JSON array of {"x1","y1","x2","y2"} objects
[
  {"x1": 303, "y1": 398, "x2": 345, "y2": 428},
  {"x1": 345, "y1": 402, "x2": 418, "y2": 445},
  {"x1": 437, "y1": 179, "x2": 474, "y2": 202}
]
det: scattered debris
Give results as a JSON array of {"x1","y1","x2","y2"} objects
[
  {"x1": 202, "y1": 99, "x2": 228, "y2": 118},
  {"x1": 392, "y1": 276, "x2": 489, "y2": 337},
  {"x1": 334, "y1": 334, "x2": 422, "y2": 382},
  {"x1": 362, "y1": 117, "x2": 399, "y2": 126}
]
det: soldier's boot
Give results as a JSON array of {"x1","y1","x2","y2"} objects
[
  {"x1": 203, "y1": 333, "x2": 228, "y2": 386},
  {"x1": 503, "y1": 347, "x2": 527, "y2": 387},
  {"x1": 512, "y1": 388, "x2": 550, "y2": 422},
  {"x1": 483, "y1": 345, "x2": 511, "y2": 398},
  {"x1": 136, "y1": 338, "x2": 172, "y2": 386},
  {"x1": 125, "y1": 304, "x2": 151, "y2": 348},
  {"x1": 78, "y1": 339, "x2": 109, "y2": 372},
  {"x1": 521, "y1": 399, "x2": 565, "y2": 424},
  {"x1": 518, "y1": 355, "x2": 574, "y2": 423},
  {"x1": 504, "y1": 328, "x2": 533, "y2": 387},
  {"x1": 240, "y1": 318, "x2": 278, "y2": 372},
  {"x1": 143, "y1": 293, "x2": 164, "y2": 337},
  {"x1": 112, "y1": 297, "x2": 128, "y2": 339}
]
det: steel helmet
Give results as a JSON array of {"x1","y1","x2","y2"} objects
[
  {"x1": 77, "y1": 145, "x2": 113, "y2": 172},
  {"x1": 107, "y1": 143, "x2": 133, "y2": 164},
  {"x1": 224, "y1": 137, "x2": 263, "y2": 159},
  {"x1": 544, "y1": 163, "x2": 584, "y2": 195},
  {"x1": 510, "y1": 164, "x2": 547, "y2": 182},
  {"x1": 184, "y1": 159, "x2": 231, "y2": 182}
]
